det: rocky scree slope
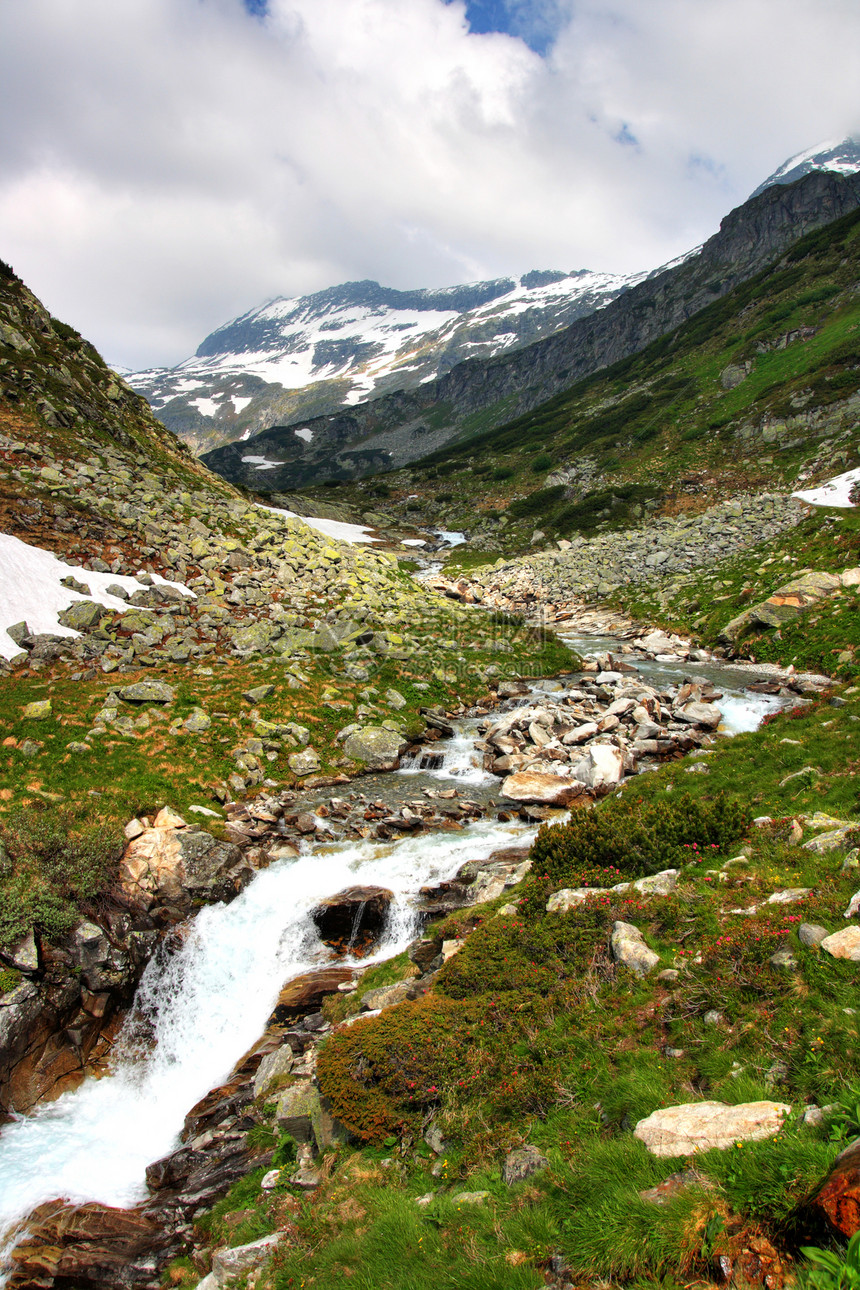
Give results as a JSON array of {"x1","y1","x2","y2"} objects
[
  {"x1": 203, "y1": 170, "x2": 860, "y2": 491},
  {"x1": 0, "y1": 260, "x2": 572, "y2": 1119},
  {"x1": 127, "y1": 271, "x2": 643, "y2": 457}
]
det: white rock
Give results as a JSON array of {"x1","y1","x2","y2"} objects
[
  {"x1": 634, "y1": 1101, "x2": 791, "y2": 1157},
  {"x1": 767, "y1": 888, "x2": 811, "y2": 905},
  {"x1": 253, "y1": 1044, "x2": 294, "y2": 1099},
  {"x1": 611, "y1": 921, "x2": 660, "y2": 977},
  {"x1": 844, "y1": 888, "x2": 860, "y2": 918},
  {"x1": 546, "y1": 887, "x2": 599, "y2": 913},
  {"x1": 208, "y1": 1233, "x2": 284, "y2": 1287},
  {"x1": 821, "y1": 926, "x2": 860, "y2": 961},
  {"x1": 633, "y1": 870, "x2": 678, "y2": 896},
  {"x1": 500, "y1": 772, "x2": 585, "y2": 806},
  {"x1": 572, "y1": 744, "x2": 624, "y2": 790}
]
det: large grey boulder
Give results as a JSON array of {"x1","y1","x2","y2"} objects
[
  {"x1": 342, "y1": 726, "x2": 408, "y2": 770},
  {"x1": 118, "y1": 680, "x2": 175, "y2": 704},
  {"x1": 634, "y1": 1101, "x2": 791, "y2": 1157}
]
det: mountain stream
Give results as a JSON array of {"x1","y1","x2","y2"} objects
[{"x1": 0, "y1": 643, "x2": 792, "y2": 1271}]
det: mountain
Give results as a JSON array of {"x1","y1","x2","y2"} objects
[
  {"x1": 749, "y1": 136, "x2": 860, "y2": 198},
  {"x1": 127, "y1": 269, "x2": 645, "y2": 455},
  {"x1": 202, "y1": 168, "x2": 860, "y2": 492}
]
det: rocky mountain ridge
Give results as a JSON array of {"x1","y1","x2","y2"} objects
[
  {"x1": 203, "y1": 169, "x2": 860, "y2": 492},
  {"x1": 127, "y1": 269, "x2": 644, "y2": 456}
]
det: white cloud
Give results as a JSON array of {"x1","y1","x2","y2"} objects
[{"x1": 0, "y1": 0, "x2": 857, "y2": 370}]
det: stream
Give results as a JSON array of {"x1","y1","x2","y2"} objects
[{"x1": 0, "y1": 638, "x2": 793, "y2": 1273}]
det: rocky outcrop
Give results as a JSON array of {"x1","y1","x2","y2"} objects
[
  {"x1": 813, "y1": 1136, "x2": 860, "y2": 1236},
  {"x1": 202, "y1": 171, "x2": 860, "y2": 488},
  {"x1": 312, "y1": 886, "x2": 392, "y2": 954},
  {"x1": 118, "y1": 810, "x2": 250, "y2": 917},
  {"x1": 721, "y1": 567, "x2": 860, "y2": 644}
]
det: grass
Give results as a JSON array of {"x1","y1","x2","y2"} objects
[{"x1": 184, "y1": 669, "x2": 860, "y2": 1288}]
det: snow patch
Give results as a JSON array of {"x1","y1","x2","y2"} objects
[
  {"x1": 231, "y1": 396, "x2": 252, "y2": 414},
  {"x1": 240, "y1": 455, "x2": 281, "y2": 470},
  {"x1": 190, "y1": 397, "x2": 222, "y2": 418},
  {"x1": 294, "y1": 427, "x2": 314, "y2": 443},
  {"x1": 0, "y1": 532, "x2": 194, "y2": 661},
  {"x1": 257, "y1": 505, "x2": 378, "y2": 545},
  {"x1": 792, "y1": 466, "x2": 860, "y2": 508}
]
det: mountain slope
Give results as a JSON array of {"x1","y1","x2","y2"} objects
[
  {"x1": 750, "y1": 136, "x2": 860, "y2": 198},
  {"x1": 307, "y1": 195, "x2": 860, "y2": 566},
  {"x1": 202, "y1": 169, "x2": 860, "y2": 492},
  {"x1": 128, "y1": 269, "x2": 643, "y2": 455}
]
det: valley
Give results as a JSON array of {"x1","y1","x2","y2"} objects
[{"x1": 0, "y1": 144, "x2": 859, "y2": 1290}]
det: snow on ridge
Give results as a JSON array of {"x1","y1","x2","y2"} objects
[{"x1": 0, "y1": 532, "x2": 194, "y2": 661}]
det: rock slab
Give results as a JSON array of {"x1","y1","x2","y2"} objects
[{"x1": 634, "y1": 1100, "x2": 791, "y2": 1157}]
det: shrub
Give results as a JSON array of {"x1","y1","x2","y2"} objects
[
  {"x1": 527, "y1": 793, "x2": 750, "y2": 891},
  {"x1": 0, "y1": 806, "x2": 123, "y2": 949},
  {"x1": 530, "y1": 453, "x2": 553, "y2": 472},
  {"x1": 508, "y1": 485, "x2": 566, "y2": 520},
  {"x1": 492, "y1": 466, "x2": 515, "y2": 480}
]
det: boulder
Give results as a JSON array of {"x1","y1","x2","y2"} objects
[
  {"x1": 813, "y1": 1136, "x2": 860, "y2": 1236},
  {"x1": 118, "y1": 819, "x2": 246, "y2": 913},
  {"x1": 571, "y1": 745, "x2": 625, "y2": 791},
  {"x1": 610, "y1": 922, "x2": 659, "y2": 977},
  {"x1": 633, "y1": 1100, "x2": 791, "y2": 1157},
  {"x1": 288, "y1": 748, "x2": 321, "y2": 776},
  {"x1": 500, "y1": 772, "x2": 585, "y2": 807},
  {"x1": 20, "y1": 699, "x2": 52, "y2": 720},
  {"x1": 804, "y1": 825, "x2": 858, "y2": 854},
  {"x1": 275, "y1": 1080, "x2": 320, "y2": 1143},
  {"x1": 253, "y1": 1045, "x2": 294, "y2": 1099},
  {"x1": 198, "y1": 1232, "x2": 285, "y2": 1289},
  {"x1": 342, "y1": 726, "x2": 408, "y2": 770},
  {"x1": 312, "y1": 886, "x2": 393, "y2": 953},
  {"x1": 57, "y1": 600, "x2": 104, "y2": 631},
  {"x1": 270, "y1": 966, "x2": 355, "y2": 1021},
  {"x1": 360, "y1": 982, "x2": 412, "y2": 1012},
  {"x1": 118, "y1": 680, "x2": 176, "y2": 704},
  {"x1": 676, "y1": 701, "x2": 722, "y2": 728},
  {"x1": 546, "y1": 887, "x2": 599, "y2": 913},
  {"x1": 821, "y1": 926, "x2": 860, "y2": 961}
]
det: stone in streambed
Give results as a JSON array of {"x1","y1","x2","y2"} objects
[
  {"x1": 571, "y1": 744, "x2": 624, "y2": 791},
  {"x1": 500, "y1": 772, "x2": 585, "y2": 807},
  {"x1": 313, "y1": 885, "x2": 392, "y2": 953}
]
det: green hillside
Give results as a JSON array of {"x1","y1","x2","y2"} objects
[{"x1": 307, "y1": 205, "x2": 860, "y2": 556}]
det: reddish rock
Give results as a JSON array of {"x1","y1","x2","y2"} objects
[
  {"x1": 813, "y1": 1137, "x2": 860, "y2": 1236},
  {"x1": 7, "y1": 1200, "x2": 168, "y2": 1288},
  {"x1": 269, "y1": 965, "x2": 356, "y2": 1022}
]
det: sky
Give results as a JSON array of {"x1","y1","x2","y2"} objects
[{"x1": 0, "y1": 0, "x2": 858, "y2": 371}]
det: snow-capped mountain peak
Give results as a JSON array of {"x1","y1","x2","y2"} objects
[
  {"x1": 127, "y1": 268, "x2": 643, "y2": 454},
  {"x1": 750, "y1": 136, "x2": 860, "y2": 198}
]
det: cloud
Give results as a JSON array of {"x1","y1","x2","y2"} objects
[{"x1": 0, "y1": 0, "x2": 858, "y2": 369}]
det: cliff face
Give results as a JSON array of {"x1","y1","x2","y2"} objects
[{"x1": 202, "y1": 170, "x2": 860, "y2": 492}]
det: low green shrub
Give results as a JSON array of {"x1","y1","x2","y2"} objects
[{"x1": 526, "y1": 793, "x2": 750, "y2": 893}]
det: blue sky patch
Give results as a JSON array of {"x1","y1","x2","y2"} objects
[
  {"x1": 447, "y1": 0, "x2": 565, "y2": 56},
  {"x1": 243, "y1": 0, "x2": 268, "y2": 16}
]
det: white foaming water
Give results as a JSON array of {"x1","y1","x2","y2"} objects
[
  {"x1": 717, "y1": 691, "x2": 784, "y2": 734},
  {"x1": 399, "y1": 723, "x2": 494, "y2": 786},
  {"x1": 0, "y1": 820, "x2": 531, "y2": 1267}
]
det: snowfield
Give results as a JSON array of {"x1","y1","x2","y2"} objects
[
  {"x1": 0, "y1": 533, "x2": 194, "y2": 661},
  {"x1": 792, "y1": 466, "x2": 860, "y2": 508},
  {"x1": 256, "y1": 505, "x2": 378, "y2": 545}
]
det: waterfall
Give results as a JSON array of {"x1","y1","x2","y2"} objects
[{"x1": 0, "y1": 819, "x2": 534, "y2": 1269}]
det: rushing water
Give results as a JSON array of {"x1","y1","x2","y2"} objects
[
  {"x1": 0, "y1": 639, "x2": 791, "y2": 1272},
  {"x1": 0, "y1": 818, "x2": 533, "y2": 1267}
]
